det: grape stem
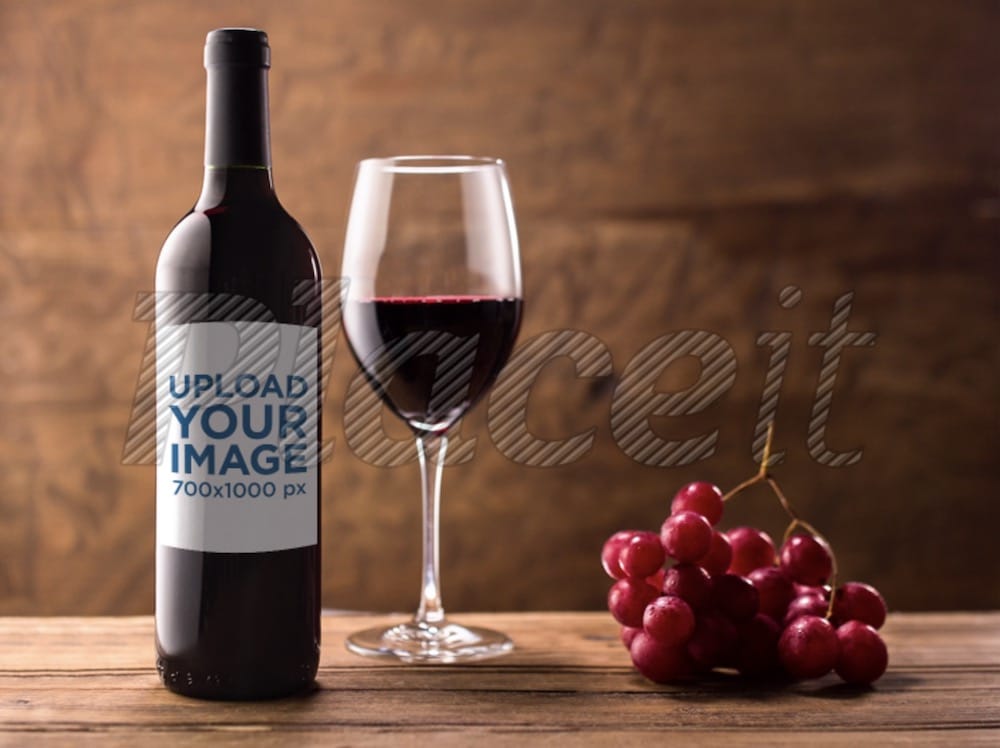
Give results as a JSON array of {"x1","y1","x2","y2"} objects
[
  {"x1": 720, "y1": 422, "x2": 776, "y2": 502},
  {"x1": 719, "y1": 421, "x2": 840, "y2": 618}
]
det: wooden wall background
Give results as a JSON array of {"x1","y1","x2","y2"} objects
[{"x1": 0, "y1": 0, "x2": 997, "y2": 615}]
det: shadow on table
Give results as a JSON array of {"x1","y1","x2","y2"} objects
[{"x1": 643, "y1": 669, "x2": 920, "y2": 701}]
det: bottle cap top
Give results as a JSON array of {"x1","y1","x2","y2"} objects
[{"x1": 204, "y1": 28, "x2": 270, "y2": 68}]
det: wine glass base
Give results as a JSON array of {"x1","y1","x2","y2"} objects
[{"x1": 345, "y1": 620, "x2": 514, "y2": 664}]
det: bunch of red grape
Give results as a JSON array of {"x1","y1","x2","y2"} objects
[{"x1": 602, "y1": 481, "x2": 888, "y2": 686}]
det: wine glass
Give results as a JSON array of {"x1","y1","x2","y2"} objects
[{"x1": 340, "y1": 156, "x2": 523, "y2": 662}]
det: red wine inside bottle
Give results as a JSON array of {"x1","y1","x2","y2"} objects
[{"x1": 154, "y1": 28, "x2": 322, "y2": 700}]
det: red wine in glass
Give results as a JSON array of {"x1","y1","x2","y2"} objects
[{"x1": 346, "y1": 296, "x2": 522, "y2": 433}]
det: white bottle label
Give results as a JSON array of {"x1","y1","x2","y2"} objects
[{"x1": 155, "y1": 321, "x2": 319, "y2": 553}]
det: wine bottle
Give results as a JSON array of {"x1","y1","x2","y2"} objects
[{"x1": 154, "y1": 28, "x2": 322, "y2": 700}]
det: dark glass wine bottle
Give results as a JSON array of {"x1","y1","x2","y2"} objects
[{"x1": 154, "y1": 28, "x2": 322, "y2": 700}]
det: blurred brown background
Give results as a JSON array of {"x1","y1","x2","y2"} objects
[{"x1": 0, "y1": 0, "x2": 997, "y2": 615}]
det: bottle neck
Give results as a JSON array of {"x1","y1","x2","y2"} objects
[
  {"x1": 202, "y1": 64, "x2": 274, "y2": 199},
  {"x1": 206, "y1": 64, "x2": 271, "y2": 168}
]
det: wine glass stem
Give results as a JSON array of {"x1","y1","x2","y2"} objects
[{"x1": 415, "y1": 433, "x2": 448, "y2": 626}]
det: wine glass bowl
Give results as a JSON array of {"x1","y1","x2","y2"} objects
[{"x1": 341, "y1": 156, "x2": 522, "y2": 662}]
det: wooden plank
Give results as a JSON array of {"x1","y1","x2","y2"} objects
[
  {"x1": 0, "y1": 680, "x2": 998, "y2": 730},
  {"x1": 0, "y1": 1, "x2": 997, "y2": 232},
  {"x1": 0, "y1": 229, "x2": 153, "y2": 405},
  {"x1": 2, "y1": 666, "x2": 996, "y2": 697},
  {"x1": 0, "y1": 406, "x2": 154, "y2": 616},
  {"x1": 1, "y1": 729, "x2": 998, "y2": 748},
  {"x1": 0, "y1": 614, "x2": 997, "y2": 743},
  {"x1": 1, "y1": 612, "x2": 998, "y2": 671}
]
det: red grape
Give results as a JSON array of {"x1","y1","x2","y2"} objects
[
  {"x1": 671, "y1": 481, "x2": 724, "y2": 526},
  {"x1": 726, "y1": 526, "x2": 776, "y2": 575},
  {"x1": 621, "y1": 625, "x2": 642, "y2": 649},
  {"x1": 783, "y1": 592, "x2": 829, "y2": 626},
  {"x1": 712, "y1": 574, "x2": 760, "y2": 622},
  {"x1": 601, "y1": 530, "x2": 640, "y2": 579},
  {"x1": 699, "y1": 530, "x2": 732, "y2": 576},
  {"x1": 662, "y1": 563, "x2": 713, "y2": 611},
  {"x1": 646, "y1": 567, "x2": 666, "y2": 591},
  {"x1": 831, "y1": 582, "x2": 887, "y2": 630},
  {"x1": 778, "y1": 615, "x2": 839, "y2": 679},
  {"x1": 661, "y1": 511, "x2": 713, "y2": 563},
  {"x1": 736, "y1": 614, "x2": 781, "y2": 678},
  {"x1": 608, "y1": 578, "x2": 660, "y2": 628},
  {"x1": 630, "y1": 632, "x2": 694, "y2": 683},
  {"x1": 779, "y1": 534, "x2": 833, "y2": 586},
  {"x1": 835, "y1": 621, "x2": 888, "y2": 685},
  {"x1": 748, "y1": 566, "x2": 795, "y2": 622},
  {"x1": 794, "y1": 582, "x2": 831, "y2": 599},
  {"x1": 686, "y1": 613, "x2": 738, "y2": 670},
  {"x1": 643, "y1": 595, "x2": 695, "y2": 647},
  {"x1": 619, "y1": 531, "x2": 666, "y2": 579}
]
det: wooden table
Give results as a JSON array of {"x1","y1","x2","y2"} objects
[{"x1": 1, "y1": 612, "x2": 997, "y2": 745}]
